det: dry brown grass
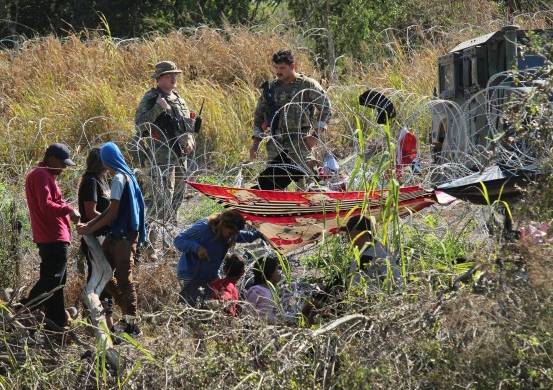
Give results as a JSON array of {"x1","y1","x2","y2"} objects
[
  {"x1": 3, "y1": 16, "x2": 553, "y2": 388},
  {"x1": 4, "y1": 211, "x2": 553, "y2": 388},
  {"x1": 2, "y1": 14, "x2": 553, "y2": 171},
  {"x1": 0, "y1": 26, "x2": 313, "y2": 168}
]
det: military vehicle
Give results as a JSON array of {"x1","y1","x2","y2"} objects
[{"x1": 430, "y1": 25, "x2": 550, "y2": 167}]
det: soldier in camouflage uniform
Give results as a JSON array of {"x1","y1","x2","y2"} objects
[
  {"x1": 250, "y1": 49, "x2": 332, "y2": 190},
  {"x1": 135, "y1": 61, "x2": 195, "y2": 224}
]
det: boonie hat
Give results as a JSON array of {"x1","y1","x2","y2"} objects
[{"x1": 152, "y1": 61, "x2": 182, "y2": 79}]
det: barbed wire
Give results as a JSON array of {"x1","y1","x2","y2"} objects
[
  {"x1": 1, "y1": 20, "x2": 551, "y2": 263},
  {"x1": 0, "y1": 89, "x2": 540, "y2": 268}
]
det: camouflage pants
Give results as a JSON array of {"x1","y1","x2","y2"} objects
[{"x1": 141, "y1": 145, "x2": 188, "y2": 223}]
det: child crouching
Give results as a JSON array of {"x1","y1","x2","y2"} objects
[
  {"x1": 246, "y1": 255, "x2": 281, "y2": 323},
  {"x1": 209, "y1": 254, "x2": 245, "y2": 316}
]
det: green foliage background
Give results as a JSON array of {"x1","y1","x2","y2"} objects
[{"x1": 2, "y1": 0, "x2": 551, "y2": 64}]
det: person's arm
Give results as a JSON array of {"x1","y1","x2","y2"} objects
[
  {"x1": 78, "y1": 200, "x2": 119, "y2": 235},
  {"x1": 236, "y1": 228, "x2": 262, "y2": 243},
  {"x1": 173, "y1": 222, "x2": 205, "y2": 254},
  {"x1": 135, "y1": 92, "x2": 166, "y2": 127},
  {"x1": 179, "y1": 97, "x2": 195, "y2": 133},
  {"x1": 171, "y1": 97, "x2": 195, "y2": 155},
  {"x1": 181, "y1": 132, "x2": 195, "y2": 155},
  {"x1": 81, "y1": 177, "x2": 104, "y2": 221},
  {"x1": 301, "y1": 80, "x2": 331, "y2": 153},
  {"x1": 308, "y1": 80, "x2": 332, "y2": 136},
  {"x1": 78, "y1": 173, "x2": 125, "y2": 235},
  {"x1": 178, "y1": 96, "x2": 196, "y2": 154},
  {"x1": 83, "y1": 201, "x2": 101, "y2": 221},
  {"x1": 33, "y1": 173, "x2": 74, "y2": 217},
  {"x1": 250, "y1": 91, "x2": 268, "y2": 160}
]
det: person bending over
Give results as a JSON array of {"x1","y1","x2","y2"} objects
[{"x1": 174, "y1": 209, "x2": 262, "y2": 306}]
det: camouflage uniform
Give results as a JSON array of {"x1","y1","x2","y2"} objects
[
  {"x1": 135, "y1": 86, "x2": 195, "y2": 222},
  {"x1": 253, "y1": 74, "x2": 331, "y2": 189}
]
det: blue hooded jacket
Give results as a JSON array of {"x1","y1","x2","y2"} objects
[{"x1": 100, "y1": 142, "x2": 146, "y2": 243}]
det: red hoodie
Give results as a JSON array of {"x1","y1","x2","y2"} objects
[
  {"x1": 25, "y1": 162, "x2": 73, "y2": 244},
  {"x1": 209, "y1": 277, "x2": 239, "y2": 316}
]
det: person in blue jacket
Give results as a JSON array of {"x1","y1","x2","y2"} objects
[{"x1": 174, "y1": 209, "x2": 262, "y2": 305}]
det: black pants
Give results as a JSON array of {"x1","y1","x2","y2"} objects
[
  {"x1": 255, "y1": 155, "x2": 306, "y2": 190},
  {"x1": 21, "y1": 242, "x2": 68, "y2": 328}
]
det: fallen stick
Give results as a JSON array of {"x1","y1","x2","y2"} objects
[{"x1": 311, "y1": 313, "x2": 369, "y2": 337}]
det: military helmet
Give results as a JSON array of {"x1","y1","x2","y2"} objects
[{"x1": 152, "y1": 61, "x2": 182, "y2": 79}]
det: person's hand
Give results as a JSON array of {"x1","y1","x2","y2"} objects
[
  {"x1": 76, "y1": 222, "x2": 89, "y2": 235},
  {"x1": 249, "y1": 143, "x2": 259, "y2": 161},
  {"x1": 197, "y1": 246, "x2": 209, "y2": 261},
  {"x1": 70, "y1": 209, "x2": 81, "y2": 224},
  {"x1": 156, "y1": 95, "x2": 170, "y2": 111},
  {"x1": 306, "y1": 159, "x2": 320, "y2": 171},
  {"x1": 303, "y1": 134, "x2": 318, "y2": 150}
]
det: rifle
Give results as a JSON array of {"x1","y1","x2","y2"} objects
[
  {"x1": 193, "y1": 99, "x2": 205, "y2": 133},
  {"x1": 261, "y1": 81, "x2": 280, "y2": 134}
]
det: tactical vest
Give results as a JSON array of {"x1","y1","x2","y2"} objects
[
  {"x1": 150, "y1": 88, "x2": 189, "y2": 142},
  {"x1": 261, "y1": 75, "x2": 318, "y2": 135}
]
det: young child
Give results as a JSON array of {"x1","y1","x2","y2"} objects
[
  {"x1": 208, "y1": 254, "x2": 245, "y2": 316},
  {"x1": 246, "y1": 255, "x2": 281, "y2": 323}
]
